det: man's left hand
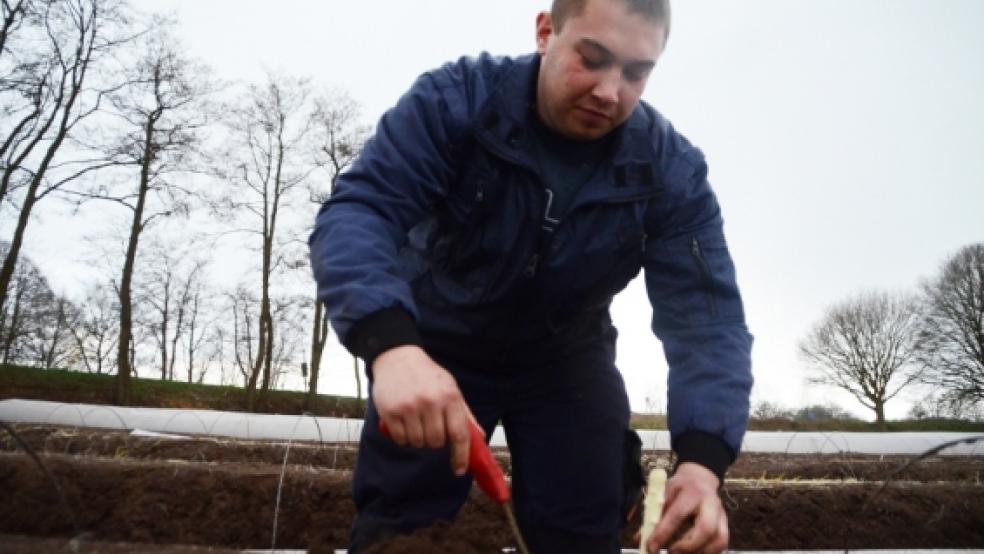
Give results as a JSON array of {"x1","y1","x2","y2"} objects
[{"x1": 645, "y1": 462, "x2": 728, "y2": 554}]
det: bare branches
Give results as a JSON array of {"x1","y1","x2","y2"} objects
[
  {"x1": 917, "y1": 243, "x2": 984, "y2": 404},
  {"x1": 1, "y1": 0, "x2": 136, "y2": 320},
  {"x1": 213, "y1": 72, "x2": 322, "y2": 410},
  {"x1": 799, "y1": 291, "x2": 924, "y2": 427},
  {"x1": 69, "y1": 280, "x2": 118, "y2": 374},
  {"x1": 0, "y1": 241, "x2": 80, "y2": 368},
  {"x1": 309, "y1": 88, "x2": 369, "y2": 203},
  {"x1": 95, "y1": 21, "x2": 216, "y2": 404}
]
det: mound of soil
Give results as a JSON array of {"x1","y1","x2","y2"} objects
[
  {"x1": 361, "y1": 521, "x2": 502, "y2": 554},
  {"x1": 1, "y1": 424, "x2": 983, "y2": 552}
]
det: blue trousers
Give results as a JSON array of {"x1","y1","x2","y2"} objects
[{"x1": 349, "y1": 334, "x2": 632, "y2": 553}]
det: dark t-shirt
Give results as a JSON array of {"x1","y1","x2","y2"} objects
[{"x1": 530, "y1": 115, "x2": 614, "y2": 223}]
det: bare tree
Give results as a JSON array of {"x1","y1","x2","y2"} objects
[
  {"x1": 0, "y1": 242, "x2": 80, "y2": 369},
  {"x1": 138, "y1": 244, "x2": 206, "y2": 382},
  {"x1": 217, "y1": 73, "x2": 317, "y2": 411},
  {"x1": 27, "y1": 292, "x2": 79, "y2": 369},
  {"x1": 0, "y1": 242, "x2": 45, "y2": 364},
  {"x1": 304, "y1": 89, "x2": 368, "y2": 411},
  {"x1": 64, "y1": 24, "x2": 213, "y2": 404},
  {"x1": 267, "y1": 294, "x2": 305, "y2": 391},
  {"x1": 70, "y1": 280, "x2": 118, "y2": 373},
  {"x1": 180, "y1": 263, "x2": 212, "y2": 384},
  {"x1": 750, "y1": 400, "x2": 792, "y2": 421},
  {"x1": 917, "y1": 243, "x2": 984, "y2": 404},
  {"x1": 228, "y1": 285, "x2": 256, "y2": 388},
  {"x1": 0, "y1": 0, "x2": 134, "y2": 321},
  {"x1": 140, "y1": 243, "x2": 175, "y2": 380},
  {"x1": 799, "y1": 291, "x2": 924, "y2": 428}
]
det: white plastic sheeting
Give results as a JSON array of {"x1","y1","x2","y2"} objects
[
  {"x1": 1, "y1": 399, "x2": 982, "y2": 455},
  {"x1": 0, "y1": 399, "x2": 370, "y2": 443}
]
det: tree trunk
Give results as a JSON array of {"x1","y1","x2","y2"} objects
[
  {"x1": 115, "y1": 115, "x2": 157, "y2": 405},
  {"x1": 0, "y1": 190, "x2": 39, "y2": 322},
  {"x1": 353, "y1": 355, "x2": 363, "y2": 414},
  {"x1": 245, "y1": 317, "x2": 263, "y2": 411},
  {"x1": 249, "y1": 210, "x2": 275, "y2": 410},
  {"x1": 42, "y1": 300, "x2": 67, "y2": 369},
  {"x1": 169, "y1": 307, "x2": 183, "y2": 381},
  {"x1": 116, "y1": 223, "x2": 139, "y2": 405},
  {"x1": 305, "y1": 298, "x2": 329, "y2": 412},
  {"x1": 186, "y1": 318, "x2": 196, "y2": 384},
  {"x1": 1, "y1": 278, "x2": 24, "y2": 365},
  {"x1": 159, "y1": 311, "x2": 168, "y2": 381},
  {"x1": 874, "y1": 401, "x2": 887, "y2": 430},
  {"x1": 262, "y1": 307, "x2": 274, "y2": 390},
  {"x1": 258, "y1": 275, "x2": 273, "y2": 392}
]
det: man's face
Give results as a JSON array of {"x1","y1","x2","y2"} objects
[{"x1": 535, "y1": 0, "x2": 666, "y2": 141}]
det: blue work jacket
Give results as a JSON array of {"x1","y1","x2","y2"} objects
[{"x1": 310, "y1": 53, "x2": 753, "y2": 466}]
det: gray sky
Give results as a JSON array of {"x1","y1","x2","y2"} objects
[{"x1": 15, "y1": 0, "x2": 984, "y2": 419}]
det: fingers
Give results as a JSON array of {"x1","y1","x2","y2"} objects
[
  {"x1": 667, "y1": 495, "x2": 727, "y2": 553},
  {"x1": 445, "y1": 400, "x2": 472, "y2": 476},
  {"x1": 422, "y1": 401, "x2": 447, "y2": 449},
  {"x1": 370, "y1": 346, "x2": 482, "y2": 478},
  {"x1": 646, "y1": 483, "x2": 728, "y2": 554},
  {"x1": 383, "y1": 401, "x2": 449, "y2": 449},
  {"x1": 646, "y1": 482, "x2": 691, "y2": 552},
  {"x1": 711, "y1": 510, "x2": 729, "y2": 553},
  {"x1": 402, "y1": 412, "x2": 427, "y2": 448}
]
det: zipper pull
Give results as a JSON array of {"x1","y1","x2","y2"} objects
[
  {"x1": 641, "y1": 233, "x2": 648, "y2": 253},
  {"x1": 525, "y1": 254, "x2": 540, "y2": 278},
  {"x1": 691, "y1": 237, "x2": 700, "y2": 257}
]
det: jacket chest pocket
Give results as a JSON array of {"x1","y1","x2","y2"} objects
[
  {"x1": 432, "y1": 157, "x2": 536, "y2": 295},
  {"x1": 547, "y1": 202, "x2": 647, "y2": 306},
  {"x1": 571, "y1": 202, "x2": 646, "y2": 263},
  {"x1": 434, "y1": 158, "x2": 493, "y2": 271}
]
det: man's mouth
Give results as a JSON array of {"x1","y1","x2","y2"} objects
[{"x1": 576, "y1": 107, "x2": 612, "y2": 124}]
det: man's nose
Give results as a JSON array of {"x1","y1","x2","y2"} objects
[{"x1": 591, "y1": 69, "x2": 620, "y2": 105}]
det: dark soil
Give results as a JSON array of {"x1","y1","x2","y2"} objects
[
  {"x1": 6, "y1": 424, "x2": 984, "y2": 483},
  {"x1": 361, "y1": 521, "x2": 503, "y2": 554},
  {"x1": 1, "y1": 424, "x2": 983, "y2": 552},
  {"x1": 723, "y1": 482, "x2": 984, "y2": 549},
  {"x1": 727, "y1": 450, "x2": 984, "y2": 482}
]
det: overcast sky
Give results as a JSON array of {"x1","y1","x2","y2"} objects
[{"x1": 15, "y1": 0, "x2": 984, "y2": 419}]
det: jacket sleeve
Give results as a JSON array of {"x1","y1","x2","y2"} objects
[
  {"x1": 643, "y1": 147, "x2": 754, "y2": 480},
  {"x1": 309, "y1": 68, "x2": 466, "y2": 364}
]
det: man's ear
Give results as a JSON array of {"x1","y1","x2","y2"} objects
[{"x1": 535, "y1": 11, "x2": 553, "y2": 54}]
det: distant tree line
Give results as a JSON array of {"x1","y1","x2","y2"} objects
[
  {"x1": 0, "y1": 0, "x2": 369, "y2": 409},
  {"x1": 799, "y1": 243, "x2": 984, "y2": 428}
]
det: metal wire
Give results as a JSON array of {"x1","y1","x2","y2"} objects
[{"x1": 862, "y1": 434, "x2": 984, "y2": 511}]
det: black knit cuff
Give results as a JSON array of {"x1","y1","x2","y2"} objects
[
  {"x1": 672, "y1": 430, "x2": 735, "y2": 484},
  {"x1": 344, "y1": 307, "x2": 423, "y2": 369}
]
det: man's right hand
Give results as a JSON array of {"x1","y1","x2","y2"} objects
[{"x1": 371, "y1": 345, "x2": 476, "y2": 476}]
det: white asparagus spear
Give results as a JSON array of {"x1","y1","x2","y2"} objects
[{"x1": 639, "y1": 468, "x2": 668, "y2": 553}]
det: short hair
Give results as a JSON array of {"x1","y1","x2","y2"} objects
[{"x1": 551, "y1": 0, "x2": 671, "y2": 40}]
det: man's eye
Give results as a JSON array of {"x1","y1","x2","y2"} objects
[
  {"x1": 581, "y1": 55, "x2": 605, "y2": 70},
  {"x1": 624, "y1": 67, "x2": 651, "y2": 83}
]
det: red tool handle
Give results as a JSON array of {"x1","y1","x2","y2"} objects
[{"x1": 379, "y1": 418, "x2": 510, "y2": 504}]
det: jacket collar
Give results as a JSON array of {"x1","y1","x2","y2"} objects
[{"x1": 473, "y1": 53, "x2": 663, "y2": 195}]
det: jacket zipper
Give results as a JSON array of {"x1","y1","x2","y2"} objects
[
  {"x1": 691, "y1": 237, "x2": 718, "y2": 317},
  {"x1": 525, "y1": 253, "x2": 540, "y2": 278}
]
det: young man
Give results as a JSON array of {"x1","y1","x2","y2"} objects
[{"x1": 309, "y1": 0, "x2": 753, "y2": 552}]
